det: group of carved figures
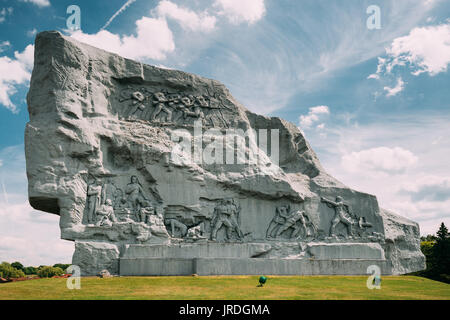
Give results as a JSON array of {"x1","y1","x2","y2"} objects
[
  {"x1": 86, "y1": 177, "x2": 373, "y2": 241},
  {"x1": 321, "y1": 196, "x2": 373, "y2": 238},
  {"x1": 266, "y1": 205, "x2": 317, "y2": 240},
  {"x1": 165, "y1": 198, "x2": 246, "y2": 242},
  {"x1": 86, "y1": 175, "x2": 158, "y2": 227},
  {"x1": 265, "y1": 196, "x2": 373, "y2": 240},
  {"x1": 118, "y1": 87, "x2": 219, "y2": 125}
]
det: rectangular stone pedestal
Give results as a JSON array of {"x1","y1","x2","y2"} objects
[{"x1": 119, "y1": 258, "x2": 391, "y2": 276}]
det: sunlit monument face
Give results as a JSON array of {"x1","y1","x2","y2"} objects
[{"x1": 23, "y1": 31, "x2": 425, "y2": 276}]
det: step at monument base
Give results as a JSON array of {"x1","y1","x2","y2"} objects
[{"x1": 119, "y1": 258, "x2": 391, "y2": 276}]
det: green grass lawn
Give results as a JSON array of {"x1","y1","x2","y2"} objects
[{"x1": 0, "y1": 275, "x2": 449, "y2": 300}]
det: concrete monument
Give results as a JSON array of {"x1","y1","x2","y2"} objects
[{"x1": 25, "y1": 31, "x2": 425, "y2": 276}]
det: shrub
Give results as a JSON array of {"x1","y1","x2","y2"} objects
[
  {"x1": 23, "y1": 266, "x2": 38, "y2": 275},
  {"x1": 0, "y1": 262, "x2": 26, "y2": 279},
  {"x1": 53, "y1": 264, "x2": 70, "y2": 271},
  {"x1": 37, "y1": 266, "x2": 64, "y2": 278}
]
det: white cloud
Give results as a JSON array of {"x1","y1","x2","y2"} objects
[
  {"x1": 102, "y1": 0, "x2": 137, "y2": 30},
  {"x1": 27, "y1": 28, "x2": 38, "y2": 37},
  {"x1": 305, "y1": 114, "x2": 450, "y2": 235},
  {"x1": 214, "y1": 0, "x2": 266, "y2": 25},
  {"x1": 155, "y1": 1, "x2": 217, "y2": 32},
  {"x1": 0, "y1": 145, "x2": 73, "y2": 266},
  {"x1": 71, "y1": 17, "x2": 175, "y2": 61},
  {"x1": 389, "y1": 23, "x2": 450, "y2": 75},
  {"x1": 368, "y1": 57, "x2": 386, "y2": 79},
  {"x1": 399, "y1": 176, "x2": 450, "y2": 202},
  {"x1": 19, "y1": 0, "x2": 50, "y2": 8},
  {"x1": 299, "y1": 106, "x2": 330, "y2": 129},
  {"x1": 374, "y1": 23, "x2": 450, "y2": 77},
  {"x1": 384, "y1": 77, "x2": 405, "y2": 97},
  {"x1": 0, "y1": 41, "x2": 10, "y2": 53},
  {"x1": 0, "y1": 203, "x2": 73, "y2": 266},
  {"x1": 341, "y1": 146, "x2": 418, "y2": 175},
  {"x1": 0, "y1": 7, "x2": 13, "y2": 23},
  {"x1": 0, "y1": 44, "x2": 34, "y2": 112}
]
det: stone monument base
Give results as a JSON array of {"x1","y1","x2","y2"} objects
[
  {"x1": 119, "y1": 258, "x2": 391, "y2": 276},
  {"x1": 73, "y1": 240, "x2": 392, "y2": 276}
]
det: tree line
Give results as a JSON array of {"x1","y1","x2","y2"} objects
[
  {"x1": 414, "y1": 222, "x2": 450, "y2": 284},
  {"x1": 0, "y1": 262, "x2": 70, "y2": 280}
]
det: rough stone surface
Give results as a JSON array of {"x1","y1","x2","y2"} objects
[
  {"x1": 72, "y1": 241, "x2": 119, "y2": 276},
  {"x1": 380, "y1": 209, "x2": 426, "y2": 274},
  {"x1": 307, "y1": 243, "x2": 385, "y2": 260},
  {"x1": 99, "y1": 269, "x2": 112, "y2": 278},
  {"x1": 25, "y1": 31, "x2": 425, "y2": 276},
  {"x1": 121, "y1": 243, "x2": 273, "y2": 259}
]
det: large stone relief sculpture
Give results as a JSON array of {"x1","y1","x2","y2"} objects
[{"x1": 25, "y1": 31, "x2": 425, "y2": 276}]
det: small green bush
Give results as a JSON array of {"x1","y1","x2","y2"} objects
[
  {"x1": 23, "y1": 266, "x2": 38, "y2": 275},
  {"x1": 0, "y1": 262, "x2": 26, "y2": 279},
  {"x1": 53, "y1": 263, "x2": 70, "y2": 271},
  {"x1": 37, "y1": 266, "x2": 64, "y2": 278}
]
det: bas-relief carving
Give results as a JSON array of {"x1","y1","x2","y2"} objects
[
  {"x1": 264, "y1": 196, "x2": 379, "y2": 243},
  {"x1": 211, "y1": 198, "x2": 246, "y2": 242},
  {"x1": 320, "y1": 196, "x2": 377, "y2": 240},
  {"x1": 83, "y1": 178, "x2": 380, "y2": 245},
  {"x1": 116, "y1": 86, "x2": 227, "y2": 127},
  {"x1": 161, "y1": 198, "x2": 246, "y2": 243},
  {"x1": 83, "y1": 175, "x2": 166, "y2": 242},
  {"x1": 266, "y1": 205, "x2": 317, "y2": 240},
  {"x1": 95, "y1": 199, "x2": 117, "y2": 227},
  {"x1": 321, "y1": 196, "x2": 357, "y2": 237}
]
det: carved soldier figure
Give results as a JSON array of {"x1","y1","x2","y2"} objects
[
  {"x1": 103, "y1": 178, "x2": 117, "y2": 205},
  {"x1": 182, "y1": 96, "x2": 205, "y2": 120},
  {"x1": 266, "y1": 205, "x2": 290, "y2": 238},
  {"x1": 275, "y1": 210, "x2": 308, "y2": 238},
  {"x1": 165, "y1": 218, "x2": 188, "y2": 238},
  {"x1": 126, "y1": 90, "x2": 147, "y2": 119},
  {"x1": 95, "y1": 199, "x2": 117, "y2": 227},
  {"x1": 211, "y1": 199, "x2": 244, "y2": 241},
  {"x1": 186, "y1": 222, "x2": 206, "y2": 240},
  {"x1": 151, "y1": 92, "x2": 172, "y2": 122},
  {"x1": 321, "y1": 196, "x2": 356, "y2": 238},
  {"x1": 195, "y1": 95, "x2": 209, "y2": 108},
  {"x1": 139, "y1": 201, "x2": 155, "y2": 224},
  {"x1": 87, "y1": 178, "x2": 104, "y2": 224},
  {"x1": 125, "y1": 176, "x2": 149, "y2": 215}
]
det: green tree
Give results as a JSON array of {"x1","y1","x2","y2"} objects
[
  {"x1": 11, "y1": 261, "x2": 24, "y2": 271},
  {"x1": 37, "y1": 266, "x2": 64, "y2": 278},
  {"x1": 53, "y1": 263, "x2": 70, "y2": 271},
  {"x1": 419, "y1": 241, "x2": 436, "y2": 273},
  {"x1": 436, "y1": 223, "x2": 449, "y2": 240},
  {"x1": 421, "y1": 234, "x2": 437, "y2": 242},
  {"x1": 23, "y1": 266, "x2": 38, "y2": 275},
  {"x1": 433, "y1": 223, "x2": 450, "y2": 278},
  {"x1": 0, "y1": 262, "x2": 26, "y2": 279}
]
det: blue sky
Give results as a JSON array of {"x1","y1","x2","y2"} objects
[{"x1": 0, "y1": 0, "x2": 449, "y2": 265}]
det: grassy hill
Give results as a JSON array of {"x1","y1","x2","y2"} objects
[{"x1": 0, "y1": 275, "x2": 449, "y2": 300}]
